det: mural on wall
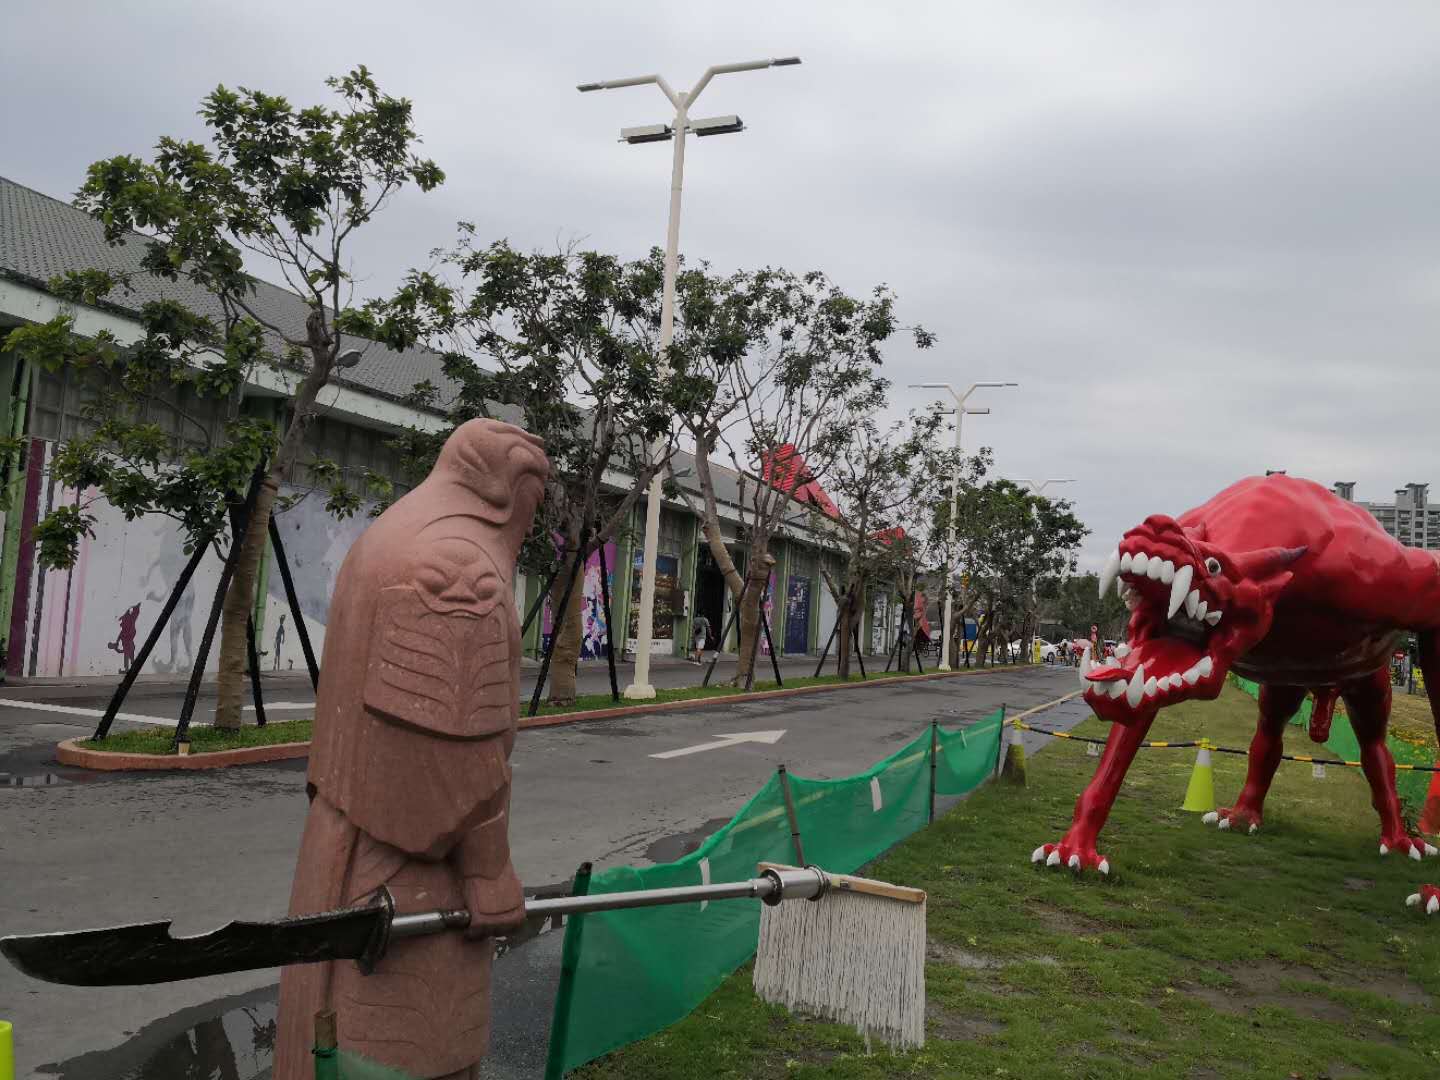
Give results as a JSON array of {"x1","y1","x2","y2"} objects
[
  {"x1": 539, "y1": 541, "x2": 619, "y2": 660},
  {"x1": 784, "y1": 574, "x2": 810, "y2": 655},
  {"x1": 627, "y1": 551, "x2": 679, "y2": 654},
  {"x1": 3, "y1": 441, "x2": 370, "y2": 678},
  {"x1": 871, "y1": 592, "x2": 888, "y2": 654}
]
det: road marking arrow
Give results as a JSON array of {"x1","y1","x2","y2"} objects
[{"x1": 649, "y1": 730, "x2": 787, "y2": 760}]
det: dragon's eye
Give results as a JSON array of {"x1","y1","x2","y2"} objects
[{"x1": 1204, "y1": 557, "x2": 1222, "y2": 575}]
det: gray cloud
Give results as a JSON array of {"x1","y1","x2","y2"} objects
[{"x1": 5, "y1": 0, "x2": 1440, "y2": 568}]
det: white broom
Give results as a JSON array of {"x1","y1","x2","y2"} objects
[{"x1": 752, "y1": 862, "x2": 927, "y2": 1050}]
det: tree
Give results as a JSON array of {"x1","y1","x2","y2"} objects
[
  {"x1": 3, "y1": 68, "x2": 445, "y2": 727},
  {"x1": 369, "y1": 237, "x2": 695, "y2": 705},
  {"x1": 1045, "y1": 571, "x2": 1129, "y2": 644},
  {"x1": 814, "y1": 405, "x2": 971, "y2": 678},
  {"x1": 669, "y1": 268, "x2": 932, "y2": 685},
  {"x1": 945, "y1": 480, "x2": 1087, "y2": 665}
]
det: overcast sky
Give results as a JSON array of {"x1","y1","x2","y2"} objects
[{"x1": 5, "y1": 1, "x2": 1440, "y2": 569}]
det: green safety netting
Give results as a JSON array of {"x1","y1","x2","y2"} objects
[
  {"x1": 1230, "y1": 676, "x2": 1433, "y2": 815},
  {"x1": 547, "y1": 709, "x2": 1005, "y2": 1076},
  {"x1": 313, "y1": 1047, "x2": 416, "y2": 1079}
]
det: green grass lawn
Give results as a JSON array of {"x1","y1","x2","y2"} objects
[
  {"x1": 74, "y1": 667, "x2": 976, "y2": 752},
  {"x1": 77, "y1": 718, "x2": 314, "y2": 754},
  {"x1": 576, "y1": 686, "x2": 1440, "y2": 1080}
]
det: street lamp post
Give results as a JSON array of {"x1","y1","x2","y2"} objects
[
  {"x1": 910, "y1": 381, "x2": 1018, "y2": 671},
  {"x1": 1011, "y1": 478, "x2": 1075, "y2": 661},
  {"x1": 579, "y1": 56, "x2": 801, "y2": 700}
]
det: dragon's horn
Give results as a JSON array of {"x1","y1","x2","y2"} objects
[{"x1": 1230, "y1": 545, "x2": 1308, "y2": 581}]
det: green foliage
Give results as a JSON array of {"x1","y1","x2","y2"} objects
[
  {"x1": 10, "y1": 67, "x2": 449, "y2": 570},
  {"x1": 1044, "y1": 571, "x2": 1130, "y2": 640}
]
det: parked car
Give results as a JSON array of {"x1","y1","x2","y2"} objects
[{"x1": 1009, "y1": 638, "x2": 1063, "y2": 662}]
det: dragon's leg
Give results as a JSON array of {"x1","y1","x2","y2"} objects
[
  {"x1": 1202, "y1": 683, "x2": 1305, "y2": 835},
  {"x1": 1343, "y1": 666, "x2": 1438, "y2": 860},
  {"x1": 1032, "y1": 709, "x2": 1157, "y2": 875}
]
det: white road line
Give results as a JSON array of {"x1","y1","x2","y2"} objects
[
  {"x1": 648, "y1": 730, "x2": 787, "y2": 760},
  {"x1": 0, "y1": 698, "x2": 176, "y2": 727},
  {"x1": 243, "y1": 702, "x2": 313, "y2": 712}
]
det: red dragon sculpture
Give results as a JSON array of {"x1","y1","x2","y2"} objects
[{"x1": 1032, "y1": 475, "x2": 1440, "y2": 907}]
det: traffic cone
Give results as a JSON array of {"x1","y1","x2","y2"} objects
[
  {"x1": 1419, "y1": 765, "x2": 1440, "y2": 837},
  {"x1": 1181, "y1": 742, "x2": 1216, "y2": 813}
]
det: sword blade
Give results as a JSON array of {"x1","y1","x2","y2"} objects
[{"x1": 0, "y1": 902, "x2": 385, "y2": 986}]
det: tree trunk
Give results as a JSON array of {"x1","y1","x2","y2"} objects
[
  {"x1": 547, "y1": 553, "x2": 585, "y2": 706},
  {"x1": 836, "y1": 590, "x2": 854, "y2": 680},
  {"x1": 213, "y1": 471, "x2": 280, "y2": 729},
  {"x1": 735, "y1": 552, "x2": 773, "y2": 687},
  {"x1": 212, "y1": 312, "x2": 335, "y2": 728}
]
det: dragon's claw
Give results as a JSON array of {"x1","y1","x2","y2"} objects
[
  {"x1": 1205, "y1": 806, "x2": 1262, "y2": 833},
  {"x1": 1405, "y1": 884, "x2": 1440, "y2": 915},
  {"x1": 1381, "y1": 835, "x2": 1436, "y2": 861},
  {"x1": 1032, "y1": 840, "x2": 1108, "y2": 875}
]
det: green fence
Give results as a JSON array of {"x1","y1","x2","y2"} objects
[
  {"x1": 545, "y1": 709, "x2": 1006, "y2": 1076},
  {"x1": 1230, "y1": 677, "x2": 1432, "y2": 815}
]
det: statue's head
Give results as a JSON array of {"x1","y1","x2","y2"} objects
[
  {"x1": 1084, "y1": 513, "x2": 1305, "y2": 723},
  {"x1": 433, "y1": 418, "x2": 549, "y2": 554}
]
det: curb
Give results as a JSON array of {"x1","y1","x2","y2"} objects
[
  {"x1": 54, "y1": 663, "x2": 1036, "y2": 771},
  {"x1": 55, "y1": 737, "x2": 310, "y2": 771}
]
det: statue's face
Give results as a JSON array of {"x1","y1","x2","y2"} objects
[{"x1": 406, "y1": 535, "x2": 508, "y2": 619}]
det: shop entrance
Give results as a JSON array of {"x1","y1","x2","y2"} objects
[{"x1": 695, "y1": 546, "x2": 728, "y2": 650}]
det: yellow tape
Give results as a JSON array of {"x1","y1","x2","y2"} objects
[{"x1": 1293, "y1": 755, "x2": 1312, "y2": 762}]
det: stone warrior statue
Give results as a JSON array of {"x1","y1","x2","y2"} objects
[{"x1": 274, "y1": 419, "x2": 548, "y2": 1078}]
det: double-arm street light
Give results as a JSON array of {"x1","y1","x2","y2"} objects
[
  {"x1": 579, "y1": 56, "x2": 801, "y2": 700},
  {"x1": 910, "y1": 381, "x2": 1018, "y2": 671}
]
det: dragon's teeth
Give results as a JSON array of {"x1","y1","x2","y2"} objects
[
  {"x1": 1167, "y1": 673, "x2": 1184, "y2": 689},
  {"x1": 1098, "y1": 549, "x2": 1121, "y2": 599},
  {"x1": 1197, "y1": 656, "x2": 1214, "y2": 678},
  {"x1": 1131, "y1": 552, "x2": 1149, "y2": 576},
  {"x1": 1183, "y1": 665, "x2": 1202, "y2": 685},
  {"x1": 1126, "y1": 665, "x2": 1146, "y2": 707},
  {"x1": 1120, "y1": 551, "x2": 1133, "y2": 573},
  {"x1": 1195, "y1": 599, "x2": 1208, "y2": 621},
  {"x1": 1204, "y1": 610, "x2": 1222, "y2": 626},
  {"x1": 1159, "y1": 559, "x2": 1175, "y2": 584},
  {"x1": 1168, "y1": 564, "x2": 1193, "y2": 619},
  {"x1": 1115, "y1": 643, "x2": 1131, "y2": 659},
  {"x1": 1144, "y1": 676, "x2": 1159, "y2": 697},
  {"x1": 1146, "y1": 557, "x2": 1164, "y2": 580},
  {"x1": 1185, "y1": 589, "x2": 1200, "y2": 618}
]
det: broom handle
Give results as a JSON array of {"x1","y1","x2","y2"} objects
[{"x1": 387, "y1": 867, "x2": 829, "y2": 942}]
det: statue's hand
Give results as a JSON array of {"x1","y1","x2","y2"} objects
[{"x1": 463, "y1": 866, "x2": 526, "y2": 938}]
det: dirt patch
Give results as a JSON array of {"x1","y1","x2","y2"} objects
[
  {"x1": 1026, "y1": 902, "x2": 1107, "y2": 935},
  {"x1": 927, "y1": 1001, "x2": 1005, "y2": 1041},
  {"x1": 1179, "y1": 960, "x2": 1432, "y2": 1024},
  {"x1": 926, "y1": 938, "x2": 1001, "y2": 969},
  {"x1": 1342, "y1": 877, "x2": 1375, "y2": 892}
]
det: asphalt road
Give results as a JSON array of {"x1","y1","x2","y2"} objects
[{"x1": 0, "y1": 663, "x2": 1080, "y2": 1078}]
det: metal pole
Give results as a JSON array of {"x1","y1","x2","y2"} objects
[
  {"x1": 244, "y1": 614, "x2": 266, "y2": 727},
  {"x1": 929, "y1": 720, "x2": 939, "y2": 823},
  {"x1": 703, "y1": 576, "x2": 749, "y2": 688},
  {"x1": 758, "y1": 585, "x2": 782, "y2": 687},
  {"x1": 312, "y1": 1010, "x2": 339, "y2": 1080},
  {"x1": 528, "y1": 530, "x2": 591, "y2": 717},
  {"x1": 522, "y1": 556, "x2": 566, "y2": 639},
  {"x1": 777, "y1": 764, "x2": 806, "y2": 864},
  {"x1": 596, "y1": 538, "x2": 619, "y2": 703},
  {"x1": 994, "y1": 703, "x2": 1008, "y2": 778},
  {"x1": 812, "y1": 616, "x2": 840, "y2": 678},
  {"x1": 266, "y1": 516, "x2": 318, "y2": 691},
  {"x1": 939, "y1": 405, "x2": 962, "y2": 672},
  {"x1": 543, "y1": 861, "x2": 593, "y2": 1080},
  {"x1": 173, "y1": 466, "x2": 266, "y2": 750},
  {"x1": 625, "y1": 94, "x2": 689, "y2": 701},
  {"x1": 92, "y1": 534, "x2": 210, "y2": 740}
]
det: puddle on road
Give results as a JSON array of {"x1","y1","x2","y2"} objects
[{"x1": 39, "y1": 986, "x2": 278, "y2": 1080}]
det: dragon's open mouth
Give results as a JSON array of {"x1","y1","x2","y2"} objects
[{"x1": 1084, "y1": 542, "x2": 1230, "y2": 714}]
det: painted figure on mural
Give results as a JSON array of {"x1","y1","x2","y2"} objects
[
  {"x1": 142, "y1": 545, "x2": 196, "y2": 675},
  {"x1": 272, "y1": 612, "x2": 286, "y2": 671},
  {"x1": 106, "y1": 602, "x2": 141, "y2": 673},
  {"x1": 274, "y1": 419, "x2": 548, "y2": 1079}
]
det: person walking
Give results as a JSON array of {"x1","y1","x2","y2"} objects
[{"x1": 691, "y1": 612, "x2": 712, "y2": 664}]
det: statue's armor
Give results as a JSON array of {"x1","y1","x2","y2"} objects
[{"x1": 274, "y1": 420, "x2": 547, "y2": 1079}]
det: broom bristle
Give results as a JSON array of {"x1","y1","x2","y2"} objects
[{"x1": 754, "y1": 887, "x2": 926, "y2": 1050}]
